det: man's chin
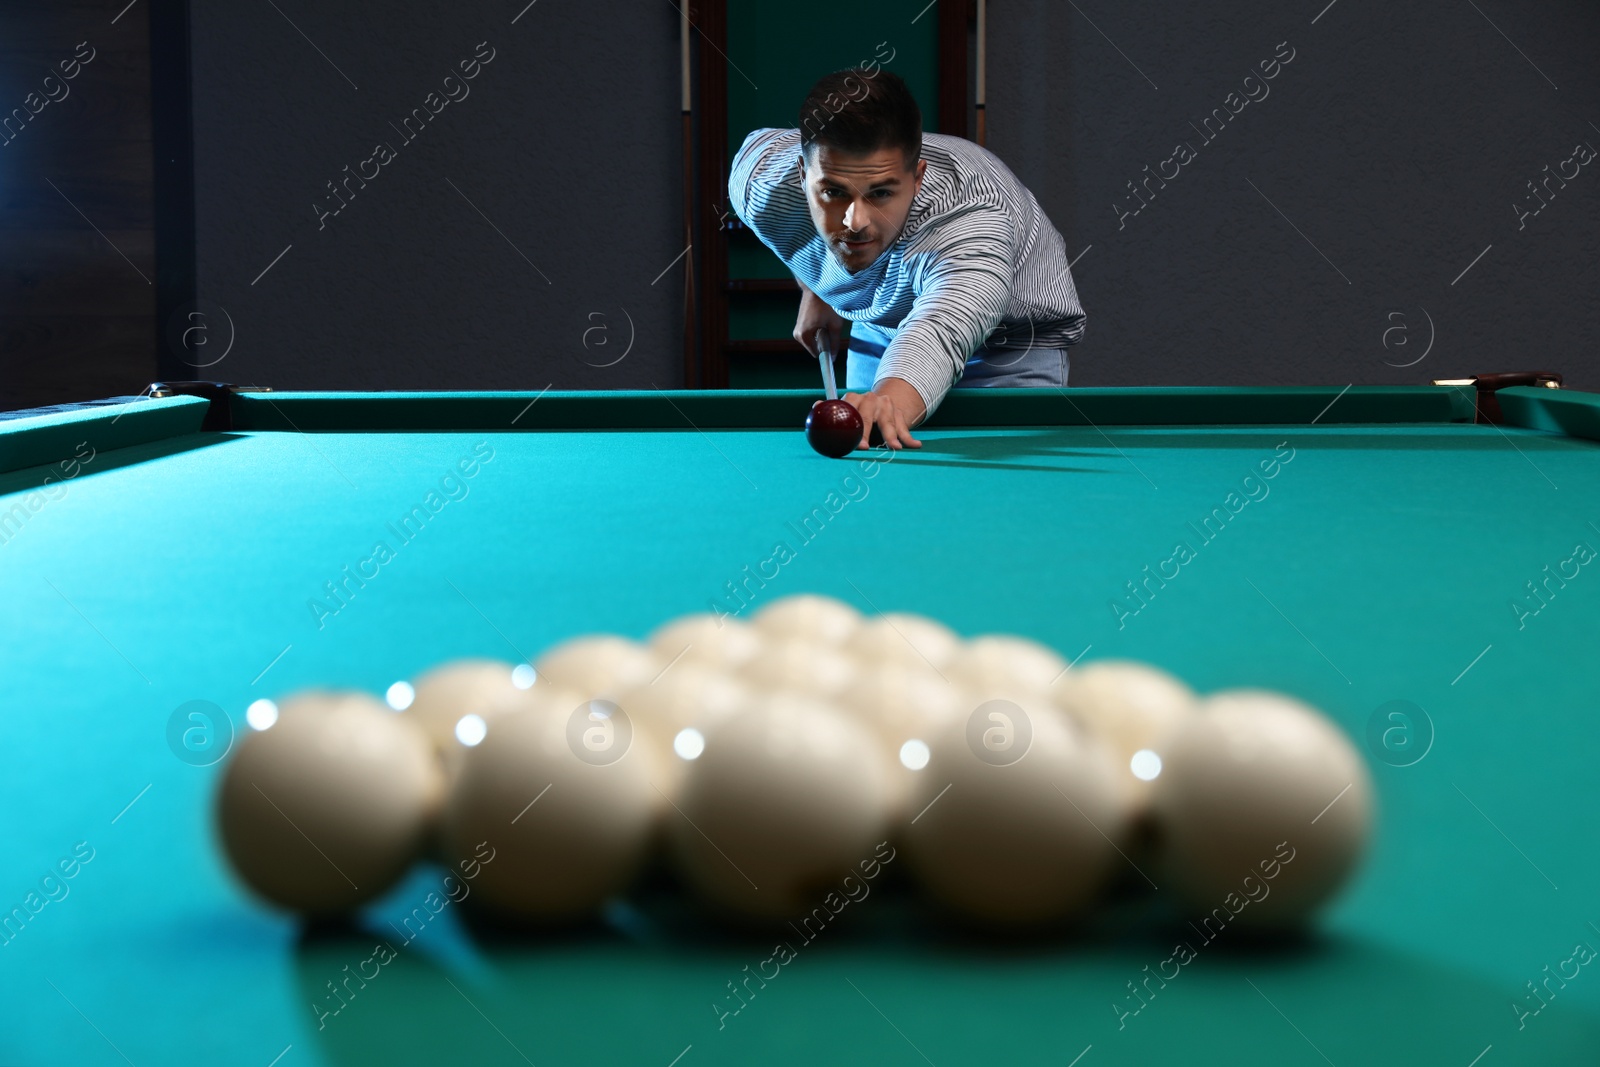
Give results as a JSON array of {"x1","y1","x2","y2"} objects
[{"x1": 834, "y1": 243, "x2": 880, "y2": 271}]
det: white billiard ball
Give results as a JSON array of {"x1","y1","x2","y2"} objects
[
  {"x1": 850, "y1": 613, "x2": 962, "y2": 672},
  {"x1": 902, "y1": 695, "x2": 1129, "y2": 927},
  {"x1": 534, "y1": 634, "x2": 661, "y2": 697},
  {"x1": 611, "y1": 663, "x2": 754, "y2": 796},
  {"x1": 669, "y1": 693, "x2": 894, "y2": 920},
  {"x1": 840, "y1": 661, "x2": 967, "y2": 747},
  {"x1": 648, "y1": 612, "x2": 765, "y2": 673},
  {"x1": 946, "y1": 635, "x2": 1071, "y2": 699},
  {"x1": 438, "y1": 701, "x2": 661, "y2": 921},
  {"x1": 217, "y1": 691, "x2": 444, "y2": 915},
  {"x1": 1148, "y1": 690, "x2": 1374, "y2": 928},
  {"x1": 751, "y1": 594, "x2": 863, "y2": 647},
  {"x1": 1050, "y1": 660, "x2": 1198, "y2": 810},
  {"x1": 737, "y1": 637, "x2": 858, "y2": 701},
  {"x1": 837, "y1": 663, "x2": 967, "y2": 819},
  {"x1": 402, "y1": 659, "x2": 538, "y2": 777}
]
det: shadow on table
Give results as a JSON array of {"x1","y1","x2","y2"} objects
[
  {"x1": 0, "y1": 432, "x2": 242, "y2": 498},
  {"x1": 896, "y1": 430, "x2": 1119, "y2": 473},
  {"x1": 911, "y1": 425, "x2": 1595, "y2": 464},
  {"x1": 290, "y1": 873, "x2": 1600, "y2": 1067}
]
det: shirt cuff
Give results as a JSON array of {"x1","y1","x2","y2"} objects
[{"x1": 875, "y1": 360, "x2": 958, "y2": 422}]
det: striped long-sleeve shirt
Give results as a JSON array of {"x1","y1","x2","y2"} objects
[{"x1": 727, "y1": 127, "x2": 1086, "y2": 415}]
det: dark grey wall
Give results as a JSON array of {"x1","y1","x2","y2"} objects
[
  {"x1": 989, "y1": 0, "x2": 1600, "y2": 389},
  {"x1": 187, "y1": 1, "x2": 1599, "y2": 392},
  {"x1": 0, "y1": 4, "x2": 155, "y2": 411},
  {"x1": 189, "y1": 0, "x2": 683, "y2": 390}
]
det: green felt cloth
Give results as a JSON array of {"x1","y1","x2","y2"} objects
[{"x1": 2, "y1": 397, "x2": 1598, "y2": 1064}]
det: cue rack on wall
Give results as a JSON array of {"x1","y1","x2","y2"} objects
[{"x1": 682, "y1": 0, "x2": 983, "y2": 389}]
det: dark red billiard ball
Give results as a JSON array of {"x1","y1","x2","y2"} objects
[{"x1": 805, "y1": 400, "x2": 864, "y2": 458}]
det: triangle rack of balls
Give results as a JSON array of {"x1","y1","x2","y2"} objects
[{"x1": 216, "y1": 594, "x2": 1373, "y2": 932}]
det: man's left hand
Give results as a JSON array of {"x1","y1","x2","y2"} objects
[{"x1": 839, "y1": 377, "x2": 926, "y2": 451}]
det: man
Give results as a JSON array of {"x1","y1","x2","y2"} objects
[{"x1": 728, "y1": 67, "x2": 1086, "y2": 450}]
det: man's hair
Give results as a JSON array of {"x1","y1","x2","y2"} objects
[{"x1": 798, "y1": 68, "x2": 922, "y2": 172}]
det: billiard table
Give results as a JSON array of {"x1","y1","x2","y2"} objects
[{"x1": 3, "y1": 384, "x2": 1598, "y2": 1065}]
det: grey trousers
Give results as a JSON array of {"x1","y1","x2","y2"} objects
[{"x1": 845, "y1": 322, "x2": 1071, "y2": 391}]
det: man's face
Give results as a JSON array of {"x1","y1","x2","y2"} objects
[{"x1": 799, "y1": 143, "x2": 925, "y2": 272}]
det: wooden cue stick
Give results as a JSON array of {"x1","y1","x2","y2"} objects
[
  {"x1": 975, "y1": 0, "x2": 987, "y2": 146},
  {"x1": 681, "y1": 3, "x2": 698, "y2": 386}
]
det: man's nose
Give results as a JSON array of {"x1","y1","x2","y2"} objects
[{"x1": 843, "y1": 200, "x2": 865, "y2": 232}]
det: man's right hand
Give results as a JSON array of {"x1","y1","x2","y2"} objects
[{"x1": 794, "y1": 283, "x2": 848, "y2": 362}]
